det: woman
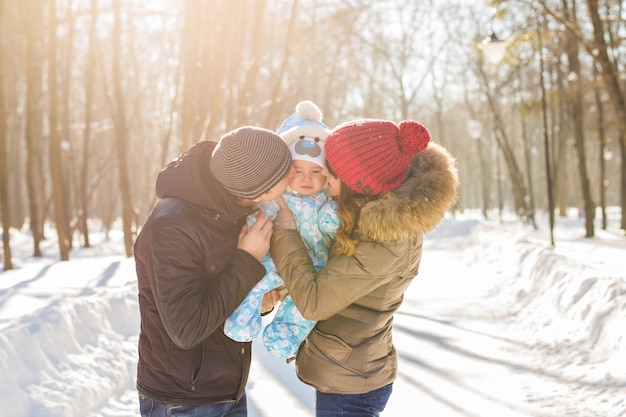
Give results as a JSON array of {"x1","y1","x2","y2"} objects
[{"x1": 270, "y1": 119, "x2": 459, "y2": 416}]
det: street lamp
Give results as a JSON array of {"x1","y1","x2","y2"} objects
[{"x1": 479, "y1": 31, "x2": 510, "y2": 65}]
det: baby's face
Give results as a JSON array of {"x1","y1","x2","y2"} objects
[{"x1": 289, "y1": 160, "x2": 326, "y2": 196}]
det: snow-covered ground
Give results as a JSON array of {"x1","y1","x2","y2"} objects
[{"x1": 1, "y1": 210, "x2": 624, "y2": 417}]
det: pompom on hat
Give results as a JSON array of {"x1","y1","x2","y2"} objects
[
  {"x1": 325, "y1": 119, "x2": 431, "y2": 195},
  {"x1": 210, "y1": 126, "x2": 292, "y2": 199},
  {"x1": 277, "y1": 100, "x2": 330, "y2": 168}
]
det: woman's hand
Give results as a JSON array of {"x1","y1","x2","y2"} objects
[
  {"x1": 260, "y1": 286, "x2": 289, "y2": 316},
  {"x1": 273, "y1": 196, "x2": 297, "y2": 230}
]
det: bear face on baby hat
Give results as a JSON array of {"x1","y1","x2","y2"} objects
[{"x1": 277, "y1": 100, "x2": 330, "y2": 168}]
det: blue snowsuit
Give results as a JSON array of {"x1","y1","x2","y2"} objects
[{"x1": 224, "y1": 189, "x2": 338, "y2": 359}]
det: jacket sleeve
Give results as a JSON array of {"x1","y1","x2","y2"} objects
[
  {"x1": 150, "y1": 214, "x2": 266, "y2": 349},
  {"x1": 270, "y1": 228, "x2": 409, "y2": 321}
]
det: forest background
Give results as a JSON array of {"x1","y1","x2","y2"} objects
[{"x1": 1, "y1": 0, "x2": 625, "y2": 268}]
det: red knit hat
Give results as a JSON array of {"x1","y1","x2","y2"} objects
[{"x1": 325, "y1": 119, "x2": 430, "y2": 195}]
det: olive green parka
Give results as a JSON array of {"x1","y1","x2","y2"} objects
[{"x1": 270, "y1": 142, "x2": 459, "y2": 394}]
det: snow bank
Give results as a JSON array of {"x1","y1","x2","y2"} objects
[
  {"x1": 0, "y1": 283, "x2": 139, "y2": 417},
  {"x1": 468, "y1": 221, "x2": 626, "y2": 381}
]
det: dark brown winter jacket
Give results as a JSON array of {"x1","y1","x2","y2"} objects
[
  {"x1": 270, "y1": 142, "x2": 459, "y2": 394},
  {"x1": 134, "y1": 141, "x2": 265, "y2": 405}
]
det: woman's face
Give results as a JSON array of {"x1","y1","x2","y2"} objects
[{"x1": 322, "y1": 166, "x2": 341, "y2": 197}]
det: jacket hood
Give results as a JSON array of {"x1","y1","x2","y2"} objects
[
  {"x1": 155, "y1": 141, "x2": 252, "y2": 221},
  {"x1": 358, "y1": 142, "x2": 459, "y2": 242}
]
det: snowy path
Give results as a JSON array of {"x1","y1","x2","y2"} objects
[
  {"x1": 386, "y1": 241, "x2": 535, "y2": 417},
  {"x1": 47, "y1": 232, "x2": 626, "y2": 417}
]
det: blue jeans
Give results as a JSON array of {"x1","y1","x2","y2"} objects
[
  {"x1": 315, "y1": 384, "x2": 393, "y2": 417},
  {"x1": 139, "y1": 392, "x2": 247, "y2": 417}
]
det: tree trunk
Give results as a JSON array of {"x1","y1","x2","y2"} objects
[
  {"x1": 79, "y1": 0, "x2": 99, "y2": 248},
  {"x1": 112, "y1": 0, "x2": 135, "y2": 257},
  {"x1": 586, "y1": 0, "x2": 626, "y2": 231},
  {"x1": 556, "y1": 141, "x2": 569, "y2": 217},
  {"x1": 538, "y1": 22, "x2": 555, "y2": 246},
  {"x1": 0, "y1": 0, "x2": 13, "y2": 271},
  {"x1": 48, "y1": 0, "x2": 71, "y2": 260},
  {"x1": 266, "y1": 0, "x2": 299, "y2": 129},
  {"x1": 476, "y1": 136, "x2": 490, "y2": 218},
  {"x1": 479, "y1": 62, "x2": 530, "y2": 219},
  {"x1": 23, "y1": 0, "x2": 46, "y2": 257},
  {"x1": 179, "y1": 0, "x2": 202, "y2": 152},
  {"x1": 564, "y1": 0, "x2": 594, "y2": 237},
  {"x1": 236, "y1": 0, "x2": 266, "y2": 125},
  {"x1": 204, "y1": 1, "x2": 235, "y2": 137},
  {"x1": 520, "y1": 109, "x2": 537, "y2": 228},
  {"x1": 594, "y1": 67, "x2": 608, "y2": 230},
  {"x1": 619, "y1": 132, "x2": 626, "y2": 230},
  {"x1": 61, "y1": 0, "x2": 75, "y2": 250}
]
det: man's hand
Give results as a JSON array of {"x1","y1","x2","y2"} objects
[{"x1": 237, "y1": 211, "x2": 273, "y2": 261}]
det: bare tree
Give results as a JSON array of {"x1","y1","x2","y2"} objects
[
  {"x1": 265, "y1": 0, "x2": 298, "y2": 128},
  {"x1": 520, "y1": 105, "x2": 537, "y2": 228},
  {"x1": 0, "y1": 0, "x2": 13, "y2": 270},
  {"x1": 179, "y1": 0, "x2": 204, "y2": 151},
  {"x1": 586, "y1": 1, "x2": 626, "y2": 225},
  {"x1": 534, "y1": 0, "x2": 625, "y2": 231},
  {"x1": 562, "y1": 0, "x2": 594, "y2": 237},
  {"x1": 76, "y1": 0, "x2": 100, "y2": 247},
  {"x1": 3, "y1": 0, "x2": 623, "y2": 259},
  {"x1": 48, "y1": 0, "x2": 71, "y2": 260},
  {"x1": 593, "y1": 66, "x2": 609, "y2": 230},
  {"x1": 21, "y1": 0, "x2": 46, "y2": 257},
  {"x1": 60, "y1": 0, "x2": 76, "y2": 250},
  {"x1": 475, "y1": 58, "x2": 532, "y2": 220},
  {"x1": 112, "y1": 0, "x2": 135, "y2": 257}
]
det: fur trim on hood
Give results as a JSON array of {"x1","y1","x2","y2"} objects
[{"x1": 358, "y1": 142, "x2": 459, "y2": 242}]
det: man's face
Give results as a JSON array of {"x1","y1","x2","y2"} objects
[{"x1": 253, "y1": 166, "x2": 295, "y2": 202}]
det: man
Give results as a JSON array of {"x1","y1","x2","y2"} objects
[{"x1": 134, "y1": 126, "x2": 293, "y2": 416}]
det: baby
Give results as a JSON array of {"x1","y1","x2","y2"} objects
[{"x1": 224, "y1": 101, "x2": 338, "y2": 359}]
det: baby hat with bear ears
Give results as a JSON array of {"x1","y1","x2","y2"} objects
[{"x1": 277, "y1": 100, "x2": 330, "y2": 168}]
